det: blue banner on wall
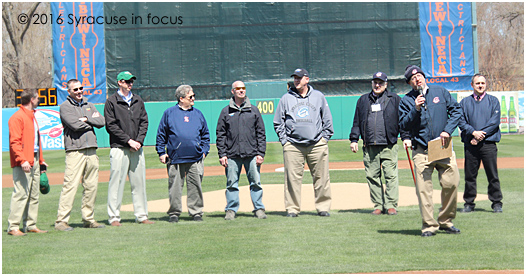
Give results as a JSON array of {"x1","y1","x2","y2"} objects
[
  {"x1": 419, "y1": 2, "x2": 474, "y2": 91},
  {"x1": 51, "y1": 2, "x2": 106, "y2": 104}
]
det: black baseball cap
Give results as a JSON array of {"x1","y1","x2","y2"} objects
[
  {"x1": 291, "y1": 68, "x2": 309, "y2": 78},
  {"x1": 372, "y1": 72, "x2": 388, "y2": 82}
]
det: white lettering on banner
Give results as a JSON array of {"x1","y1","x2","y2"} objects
[{"x1": 41, "y1": 135, "x2": 64, "y2": 149}]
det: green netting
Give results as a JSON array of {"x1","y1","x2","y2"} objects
[{"x1": 104, "y1": 2, "x2": 420, "y2": 101}]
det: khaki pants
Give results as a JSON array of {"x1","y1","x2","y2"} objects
[
  {"x1": 413, "y1": 147, "x2": 459, "y2": 233},
  {"x1": 166, "y1": 159, "x2": 204, "y2": 217},
  {"x1": 56, "y1": 148, "x2": 99, "y2": 225},
  {"x1": 107, "y1": 147, "x2": 149, "y2": 223},
  {"x1": 283, "y1": 138, "x2": 331, "y2": 214},
  {"x1": 7, "y1": 153, "x2": 40, "y2": 232}
]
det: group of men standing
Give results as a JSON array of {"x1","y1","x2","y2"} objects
[{"x1": 7, "y1": 67, "x2": 503, "y2": 237}]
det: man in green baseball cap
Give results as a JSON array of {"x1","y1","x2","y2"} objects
[{"x1": 104, "y1": 71, "x2": 153, "y2": 226}]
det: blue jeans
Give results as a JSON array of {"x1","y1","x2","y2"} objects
[{"x1": 225, "y1": 156, "x2": 265, "y2": 213}]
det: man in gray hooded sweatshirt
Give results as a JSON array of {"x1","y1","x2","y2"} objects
[{"x1": 273, "y1": 69, "x2": 334, "y2": 217}]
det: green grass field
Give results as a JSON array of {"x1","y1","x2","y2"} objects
[{"x1": 2, "y1": 135, "x2": 524, "y2": 273}]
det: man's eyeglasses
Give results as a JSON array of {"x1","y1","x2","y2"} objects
[
  {"x1": 234, "y1": 87, "x2": 246, "y2": 91},
  {"x1": 187, "y1": 94, "x2": 195, "y2": 99},
  {"x1": 71, "y1": 87, "x2": 83, "y2": 92},
  {"x1": 123, "y1": 79, "x2": 134, "y2": 84}
]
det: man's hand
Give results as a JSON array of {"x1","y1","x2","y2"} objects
[
  {"x1": 21, "y1": 161, "x2": 31, "y2": 173},
  {"x1": 40, "y1": 161, "x2": 48, "y2": 173},
  {"x1": 256, "y1": 155, "x2": 264, "y2": 166},
  {"x1": 219, "y1": 156, "x2": 228, "y2": 167},
  {"x1": 128, "y1": 139, "x2": 142, "y2": 152},
  {"x1": 415, "y1": 94, "x2": 426, "y2": 111},
  {"x1": 472, "y1": 130, "x2": 486, "y2": 141},
  {"x1": 440, "y1": 132, "x2": 450, "y2": 147},
  {"x1": 470, "y1": 138, "x2": 478, "y2": 146},
  {"x1": 403, "y1": 139, "x2": 412, "y2": 150},
  {"x1": 159, "y1": 154, "x2": 169, "y2": 164},
  {"x1": 79, "y1": 117, "x2": 88, "y2": 122},
  {"x1": 350, "y1": 142, "x2": 359, "y2": 153}
]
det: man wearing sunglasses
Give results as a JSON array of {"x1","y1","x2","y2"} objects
[
  {"x1": 55, "y1": 79, "x2": 106, "y2": 231},
  {"x1": 216, "y1": 81, "x2": 267, "y2": 220},
  {"x1": 156, "y1": 85, "x2": 210, "y2": 222},
  {"x1": 105, "y1": 71, "x2": 153, "y2": 226}
]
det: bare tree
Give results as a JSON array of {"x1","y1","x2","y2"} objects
[
  {"x1": 2, "y1": 2, "x2": 53, "y2": 107},
  {"x1": 477, "y1": 2, "x2": 524, "y2": 91}
]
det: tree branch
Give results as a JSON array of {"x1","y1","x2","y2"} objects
[
  {"x1": 2, "y1": 3, "x2": 20, "y2": 55},
  {"x1": 20, "y1": 2, "x2": 40, "y2": 44}
]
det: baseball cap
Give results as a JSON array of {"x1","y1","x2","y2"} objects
[
  {"x1": 291, "y1": 68, "x2": 309, "y2": 78},
  {"x1": 117, "y1": 71, "x2": 137, "y2": 81},
  {"x1": 372, "y1": 72, "x2": 388, "y2": 82},
  {"x1": 40, "y1": 172, "x2": 50, "y2": 194},
  {"x1": 404, "y1": 65, "x2": 425, "y2": 83}
]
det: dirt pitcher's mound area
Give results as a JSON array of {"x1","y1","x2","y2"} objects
[{"x1": 122, "y1": 182, "x2": 488, "y2": 213}]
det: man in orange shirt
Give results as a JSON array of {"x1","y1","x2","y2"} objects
[{"x1": 7, "y1": 89, "x2": 49, "y2": 236}]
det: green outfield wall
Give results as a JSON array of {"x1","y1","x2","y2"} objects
[
  {"x1": 92, "y1": 93, "x2": 458, "y2": 149},
  {"x1": 2, "y1": 93, "x2": 461, "y2": 152},
  {"x1": 92, "y1": 95, "x2": 359, "y2": 147}
]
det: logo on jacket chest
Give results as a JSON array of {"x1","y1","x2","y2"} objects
[
  {"x1": 184, "y1": 116, "x2": 190, "y2": 122},
  {"x1": 433, "y1": 97, "x2": 440, "y2": 104},
  {"x1": 297, "y1": 106, "x2": 309, "y2": 118}
]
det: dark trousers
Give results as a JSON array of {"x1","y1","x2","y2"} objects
[{"x1": 463, "y1": 141, "x2": 503, "y2": 209}]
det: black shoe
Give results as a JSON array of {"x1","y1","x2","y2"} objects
[
  {"x1": 318, "y1": 211, "x2": 330, "y2": 217},
  {"x1": 169, "y1": 216, "x2": 179, "y2": 223},
  {"x1": 193, "y1": 215, "x2": 203, "y2": 222},
  {"x1": 439, "y1": 226, "x2": 461, "y2": 234},
  {"x1": 493, "y1": 206, "x2": 503, "y2": 213},
  {"x1": 421, "y1": 231, "x2": 435, "y2": 237},
  {"x1": 286, "y1": 213, "x2": 298, "y2": 217},
  {"x1": 460, "y1": 205, "x2": 474, "y2": 213}
]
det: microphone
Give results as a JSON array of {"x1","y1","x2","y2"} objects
[{"x1": 418, "y1": 88, "x2": 426, "y2": 110}]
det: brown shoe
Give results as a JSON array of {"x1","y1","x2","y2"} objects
[
  {"x1": 371, "y1": 209, "x2": 382, "y2": 215},
  {"x1": 110, "y1": 221, "x2": 122, "y2": 227},
  {"x1": 83, "y1": 222, "x2": 106, "y2": 228},
  {"x1": 138, "y1": 219, "x2": 154, "y2": 224},
  {"x1": 25, "y1": 228, "x2": 48, "y2": 233},
  {"x1": 7, "y1": 229, "x2": 27, "y2": 236},
  {"x1": 55, "y1": 222, "x2": 74, "y2": 231},
  {"x1": 387, "y1": 208, "x2": 397, "y2": 215}
]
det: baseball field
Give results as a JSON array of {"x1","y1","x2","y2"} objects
[{"x1": 2, "y1": 135, "x2": 524, "y2": 274}]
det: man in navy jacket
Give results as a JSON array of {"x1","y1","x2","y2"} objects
[
  {"x1": 458, "y1": 74, "x2": 503, "y2": 213},
  {"x1": 216, "y1": 81, "x2": 267, "y2": 220},
  {"x1": 349, "y1": 72, "x2": 410, "y2": 216},
  {"x1": 399, "y1": 65, "x2": 462, "y2": 237},
  {"x1": 156, "y1": 85, "x2": 210, "y2": 222}
]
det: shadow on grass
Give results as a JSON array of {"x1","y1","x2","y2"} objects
[
  {"x1": 338, "y1": 209, "x2": 375, "y2": 214},
  {"x1": 207, "y1": 211, "x2": 327, "y2": 218},
  {"x1": 456, "y1": 207, "x2": 497, "y2": 213},
  {"x1": 377, "y1": 229, "x2": 422, "y2": 236}
]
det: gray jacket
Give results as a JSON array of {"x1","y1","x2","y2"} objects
[
  {"x1": 273, "y1": 85, "x2": 334, "y2": 146},
  {"x1": 60, "y1": 96, "x2": 105, "y2": 151}
]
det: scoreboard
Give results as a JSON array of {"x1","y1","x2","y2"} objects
[{"x1": 15, "y1": 88, "x2": 58, "y2": 107}]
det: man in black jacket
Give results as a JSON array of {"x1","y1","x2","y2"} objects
[
  {"x1": 104, "y1": 71, "x2": 153, "y2": 226},
  {"x1": 349, "y1": 72, "x2": 409, "y2": 215},
  {"x1": 216, "y1": 81, "x2": 267, "y2": 220}
]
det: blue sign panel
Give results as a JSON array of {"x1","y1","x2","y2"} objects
[
  {"x1": 51, "y1": 2, "x2": 106, "y2": 104},
  {"x1": 419, "y1": 2, "x2": 474, "y2": 90}
]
